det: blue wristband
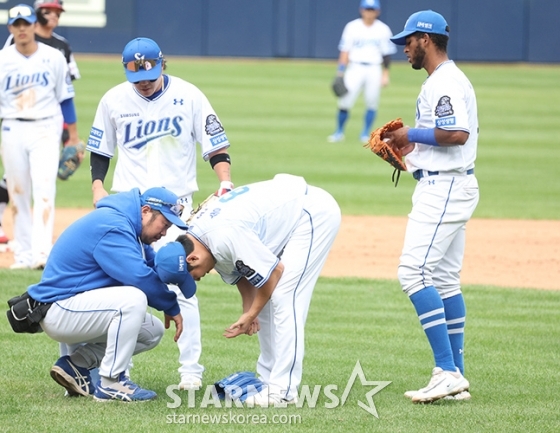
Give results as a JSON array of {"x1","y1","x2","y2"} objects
[
  {"x1": 337, "y1": 63, "x2": 346, "y2": 73},
  {"x1": 407, "y1": 128, "x2": 439, "y2": 146}
]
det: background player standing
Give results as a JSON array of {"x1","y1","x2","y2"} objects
[
  {"x1": 178, "y1": 174, "x2": 341, "y2": 406},
  {"x1": 0, "y1": 0, "x2": 81, "y2": 252},
  {"x1": 0, "y1": 4, "x2": 81, "y2": 269},
  {"x1": 87, "y1": 37, "x2": 233, "y2": 390},
  {"x1": 328, "y1": 0, "x2": 396, "y2": 144},
  {"x1": 385, "y1": 10, "x2": 479, "y2": 403}
]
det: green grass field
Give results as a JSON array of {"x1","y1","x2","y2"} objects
[{"x1": 0, "y1": 58, "x2": 559, "y2": 432}]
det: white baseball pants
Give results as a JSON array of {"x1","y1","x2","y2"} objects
[
  {"x1": 41, "y1": 286, "x2": 164, "y2": 379},
  {"x1": 256, "y1": 186, "x2": 341, "y2": 401},
  {"x1": 398, "y1": 174, "x2": 480, "y2": 299},
  {"x1": 0, "y1": 116, "x2": 62, "y2": 266}
]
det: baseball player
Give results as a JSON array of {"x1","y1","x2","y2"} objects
[
  {"x1": 328, "y1": 0, "x2": 396, "y2": 144},
  {"x1": 0, "y1": 0, "x2": 82, "y2": 254},
  {"x1": 0, "y1": 4, "x2": 81, "y2": 270},
  {"x1": 27, "y1": 186, "x2": 191, "y2": 401},
  {"x1": 178, "y1": 173, "x2": 341, "y2": 406},
  {"x1": 385, "y1": 10, "x2": 479, "y2": 403},
  {"x1": 86, "y1": 37, "x2": 233, "y2": 390}
]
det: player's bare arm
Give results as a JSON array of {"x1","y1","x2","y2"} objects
[
  {"x1": 235, "y1": 278, "x2": 260, "y2": 335},
  {"x1": 224, "y1": 262, "x2": 284, "y2": 338},
  {"x1": 386, "y1": 127, "x2": 469, "y2": 150},
  {"x1": 165, "y1": 313, "x2": 183, "y2": 342}
]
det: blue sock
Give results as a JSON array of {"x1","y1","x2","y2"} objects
[
  {"x1": 443, "y1": 294, "x2": 466, "y2": 375},
  {"x1": 336, "y1": 109, "x2": 349, "y2": 133},
  {"x1": 409, "y1": 287, "x2": 456, "y2": 372},
  {"x1": 361, "y1": 109, "x2": 376, "y2": 136}
]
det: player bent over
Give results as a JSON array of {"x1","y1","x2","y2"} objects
[
  {"x1": 176, "y1": 174, "x2": 341, "y2": 406},
  {"x1": 26, "y1": 187, "x2": 194, "y2": 401}
]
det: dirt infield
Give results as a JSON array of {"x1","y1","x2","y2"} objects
[{"x1": 1, "y1": 209, "x2": 559, "y2": 290}]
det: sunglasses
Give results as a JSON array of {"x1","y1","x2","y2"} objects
[
  {"x1": 144, "y1": 198, "x2": 184, "y2": 217},
  {"x1": 123, "y1": 58, "x2": 160, "y2": 73},
  {"x1": 8, "y1": 6, "x2": 34, "y2": 18}
]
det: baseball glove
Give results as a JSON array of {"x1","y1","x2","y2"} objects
[
  {"x1": 331, "y1": 76, "x2": 348, "y2": 97},
  {"x1": 214, "y1": 371, "x2": 264, "y2": 402},
  {"x1": 364, "y1": 118, "x2": 407, "y2": 186},
  {"x1": 57, "y1": 141, "x2": 85, "y2": 181},
  {"x1": 185, "y1": 193, "x2": 219, "y2": 225}
]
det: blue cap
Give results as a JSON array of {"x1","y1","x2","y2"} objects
[
  {"x1": 155, "y1": 242, "x2": 196, "y2": 299},
  {"x1": 8, "y1": 4, "x2": 37, "y2": 25},
  {"x1": 360, "y1": 0, "x2": 380, "y2": 9},
  {"x1": 140, "y1": 187, "x2": 188, "y2": 230},
  {"x1": 390, "y1": 10, "x2": 449, "y2": 45},
  {"x1": 122, "y1": 37, "x2": 164, "y2": 83}
]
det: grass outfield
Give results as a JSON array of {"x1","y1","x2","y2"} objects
[
  {"x1": 1, "y1": 273, "x2": 560, "y2": 432},
  {"x1": 0, "y1": 59, "x2": 559, "y2": 431},
  {"x1": 14, "y1": 57, "x2": 557, "y2": 219}
]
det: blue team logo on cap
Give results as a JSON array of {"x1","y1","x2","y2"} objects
[
  {"x1": 155, "y1": 242, "x2": 196, "y2": 299},
  {"x1": 390, "y1": 10, "x2": 449, "y2": 45}
]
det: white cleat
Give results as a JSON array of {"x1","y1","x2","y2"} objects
[
  {"x1": 178, "y1": 375, "x2": 202, "y2": 391},
  {"x1": 410, "y1": 367, "x2": 470, "y2": 404},
  {"x1": 405, "y1": 389, "x2": 471, "y2": 401},
  {"x1": 244, "y1": 388, "x2": 297, "y2": 408},
  {"x1": 327, "y1": 132, "x2": 345, "y2": 143}
]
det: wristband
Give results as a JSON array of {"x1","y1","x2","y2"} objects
[
  {"x1": 337, "y1": 63, "x2": 346, "y2": 74},
  {"x1": 407, "y1": 128, "x2": 439, "y2": 146}
]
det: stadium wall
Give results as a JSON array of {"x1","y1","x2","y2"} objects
[{"x1": 0, "y1": 0, "x2": 558, "y2": 63}]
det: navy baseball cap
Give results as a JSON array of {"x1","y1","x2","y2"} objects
[
  {"x1": 8, "y1": 4, "x2": 37, "y2": 25},
  {"x1": 155, "y1": 242, "x2": 196, "y2": 299},
  {"x1": 360, "y1": 0, "x2": 380, "y2": 10},
  {"x1": 140, "y1": 187, "x2": 188, "y2": 230},
  {"x1": 390, "y1": 10, "x2": 449, "y2": 45},
  {"x1": 122, "y1": 37, "x2": 164, "y2": 83}
]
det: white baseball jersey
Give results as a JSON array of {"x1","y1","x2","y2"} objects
[
  {"x1": 405, "y1": 60, "x2": 478, "y2": 173},
  {"x1": 0, "y1": 43, "x2": 74, "y2": 119},
  {"x1": 188, "y1": 174, "x2": 308, "y2": 286},
  {"x1": 87, "y1": 75, "x2": 230, "y2": 197},
  {"x1": 338, "y1": 18, "x2": 396, "y2": 64},
  {"x1": 188, "y1": 173, "x2": 341, "y2": 400}
]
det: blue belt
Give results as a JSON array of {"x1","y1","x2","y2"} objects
[{"x1": 413, "y1": 168, "x2": 474, "y2": 181}]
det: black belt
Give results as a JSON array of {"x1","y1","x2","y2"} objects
[
  {"x1": 14, "y1": 117, "x2": 51, "y2": 122},
  {"x1": 356, "y1": 62, "x2": 373, "y2": 66},
  {"x1": 413, "y1": 168, "x2": 474, "y2": 181}
]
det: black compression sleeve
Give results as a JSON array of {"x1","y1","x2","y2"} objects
[{"x1": 90, "y1": 152, "x2": 111, "y2": 183}]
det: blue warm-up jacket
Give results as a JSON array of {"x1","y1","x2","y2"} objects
[{"x1": 27, "y1": 188, "x2": 180, "y2": 317}]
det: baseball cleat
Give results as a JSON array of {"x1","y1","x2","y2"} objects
[
  {"x1": 9, "y1": 262, "x2": 31, "y2": 270},
  {"x1": 405, "y1": 389, "x2": 471, "y2": 401},
  {"x1": 327, "y1": 132, "x2": 345, "y2": 143},
  {"x1": 360, "y1": 134, "x2": 370, "y2": 144},
  {"x1": 244, "y1": 388, "x2": 298, "y2": 407},
  {"x1": 411, "y1": 367, "x2": 469, "y2": 404},
  {"x1": 94, "y1": 372, "x2": 157, "y2": 402},
  {"x1": 178, "y1": 374, "x2": 202, "y2": 391},
  {"x1": 50, "y1": 355, "x2": 94, "y2": 397}
]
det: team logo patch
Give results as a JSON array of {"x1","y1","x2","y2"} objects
[
  {"x1": 205, "y1": 114, "x2": 224, "y2": 136},
  {"x1": 434, "y1": 96, "x2": 454, "y2": 117},
  {"x1": 235, "y1": 261, "x2": 264, "y2": 286}
]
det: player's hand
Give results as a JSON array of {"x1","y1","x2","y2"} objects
[
  {"x1": 165, "y1": 313, "x2": 183, "y2": 342},
  {"x1": 223, "y1": 313, "x2": 258, "y2": 338},
  {"x1": 215, "y1": 181, "x2": 233, "y2": 197},
  {"x1": 92, "y1": 182, "x2": 109, "y2": 208}
]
